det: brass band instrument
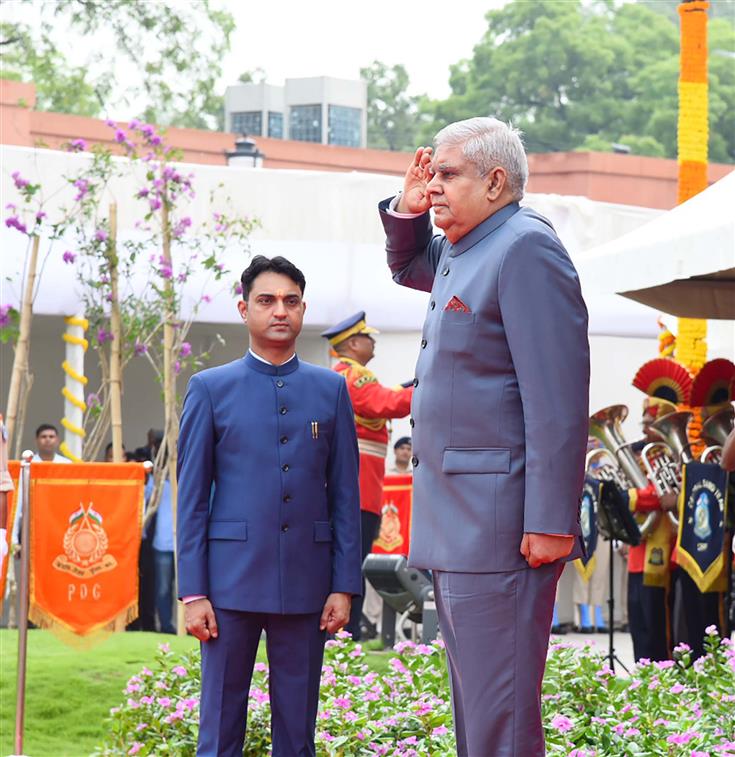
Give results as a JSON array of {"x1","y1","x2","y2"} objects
[
  {"x1": 642, "y1": 410, "x2": 694, "y2": 529},
  {"x1": 700, "y1": 405, "x2": 735, "y2": 465},
  {"x1": 588, "y1": 405, "x2": 659, "y2": 539}
]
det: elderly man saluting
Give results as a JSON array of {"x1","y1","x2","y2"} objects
[{"x1": 379, "y1": 117, "x2": 590, "y2": 756}]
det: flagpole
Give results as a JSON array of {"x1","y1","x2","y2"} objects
[{"x1": 14, "y1": 449, "x2": 33, "y2": 756}]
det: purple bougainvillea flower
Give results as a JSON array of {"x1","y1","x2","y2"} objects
[
  {"x1": 86, "y1": 393, "x2": 101, "y2": 408},
  {"x1": 35, "y1": 211, "x2": 46, "y2": 222},
  {"x1": 5, "y1": 216, "x2": 28, "y2": 234},
  {"x1": 11, "y1": 170, "x2": 29, "y2": 189},
  {"x1": 0, "y1": 304, "x2": 13, "y2": 327},
  {"x1": 134, "y1": 343, "x2": 147, "y2": 356},
  {"x1": 62, "y1": 251, "x2": 76, "y2": 264},
  {"x1": 69, "y1": 138, "x2": 87, "y2": 152},
  {"x1": 114, "y1": 129, "x2": 127, "y2": 144},
  {"x1": 179, "y1": 342, "x2": 192, "y2": 358},
  {"x1": 128, "y1": 118, "x2": 141, "y2": 130},
  {"x1": 149, "y1": 198, "x2": 162, "y2": 211},
  {"x1": 96, "y1": 329, "x2": 113, "y2": 344},
  {"x1": 95, "y1": 228, "x2": 108, "y2": 242}
]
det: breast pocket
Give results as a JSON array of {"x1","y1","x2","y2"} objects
[{"x1": 437, "y1": 310, "x2": 477, "y2": 354}]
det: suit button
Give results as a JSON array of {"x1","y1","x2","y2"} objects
[
  {"x1": 409, "y1": 418, "x2": 415, "y2": 428},
  {"x1": 430, "y1": 301, "x2": 436, "y2": 310},
  {"x1": 280, "y1": 406, "x2": 287, "y2": 415},
  {"x1": 441, "y1": 267, "x2": 450, "y2": 276},
  {"x1": 421, "y1": 339, "x2": 427, "y2": 349},
  {"x1": 413, "y1": 378, "x2": 419, "y2": 387},
  {"x1": 283, "y1": 495, "x2": 292, "y2": 503},
  {"x1": 280, "y1": 436, "x2": 288, "y2": 444},
  {"x1": 281, "y1": 524, "x2": 289, "y2": 532},
  {"x1": 276, "y1": 379, "x2": 284, "y2": 388},
  {"x1": 281, "y1": 463, "x2": 290, "y2": 472},
  {"x1": 411, "y1": 456, "x2": 419, "y2": 467}
]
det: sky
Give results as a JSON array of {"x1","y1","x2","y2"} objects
[{"x1": 221, "y1": 0, "x2": 505, "y2": 99}]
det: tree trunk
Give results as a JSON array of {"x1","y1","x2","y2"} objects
[
  {"x1": 108, "y1": 204, "x2": 124, "y2": 463},
  {"x1": 6, "y1": 235, "x2": 40, "y2": 456}
]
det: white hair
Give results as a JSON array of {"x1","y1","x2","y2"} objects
[{"x1": 434, "y1": 117, "x2": 529, "y2": 200}]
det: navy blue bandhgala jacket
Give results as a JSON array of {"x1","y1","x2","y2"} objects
[{"x1": 176, "y1": 351, "x2": 362, "y2": 614}]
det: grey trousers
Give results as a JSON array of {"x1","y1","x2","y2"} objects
[{"x1": 433, "y1": 563, "x2": 563, "y2": 757}]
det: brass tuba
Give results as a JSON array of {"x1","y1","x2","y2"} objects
[
  {"x1": 642, "y1": 410, "x2": 694, "y2": 528},
  {"x1": 700, "y1": 405, "x2": 734, "y2": 465},
  {"x1": 588, "y1": 405, "x2": 659, "y2": 539}
]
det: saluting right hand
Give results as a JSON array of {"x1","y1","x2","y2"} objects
[
  {"x1": 184, "y1": 598, "x2": 219, "y2": 642},
  {"x1": 397, "y1": 147, "x2": 433, "y2": 214}
]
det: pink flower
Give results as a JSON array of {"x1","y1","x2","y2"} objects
[
  {"x1": 114, "y1": 129, "x2": 127, "y2": 144},
  {"x1": 254, "y1": 662, "x2": 267, "y2": 672},
  {"x1": 432, "y1": 725, "x2": 449, "y2": 736},
  {"x1": 172, "y1": 665, "x2": 187, "y2": 676},
  {"x1": 550, "y1": 714, "x2": 573, "y2": 733},
  {"x1": 668, "y1": 731, "x2": 700, "y2": 745},
  {"x1": 179, "y1": 342, "x2": 192, "y2": 358},
  {"x1": 334, "y1": 697, "x2": 351, "y2": 709},
  {"x1": 63, "y1": 251, "x2": 76, "y2": 264},
  {"x1": 126, "y1": 698, "x2": 140, "y2": 709},
  {"x1": 140, "y1": 696, "x2": 154, "y2": 705},
  {"x1": 69, "y1": 138, "x2": 87, "y2": 152},
  {"x1": 128, "y1": 744, "x2": 144, "y2": 756},
  {"x1": 35, "y1": 211, "x2": 46, "y2": 222},
  {"x1": 135, "y1": 723, "x2": 147, "y2": 732},
  {"x1": 134, "y1": 342, "x2": 147, "y2": 356},
  {"x1": 157, "y1": 696, "x2": 172, "y2": 707},
  {"x1": 95, "y1": 228, "x2": 108, "y2": 243},
  {"x1": 655, "y1": 659, "x2": 675, "y2": 670},
  {"x1": 705, "y1": 624, "x2": 719, "y2": 636},
  {"x1": 159, "y1": 642, "x2": 170, "y2": 653},
  {"x1": 670, "y1": 683, "x2": 685, "y2": 694}
]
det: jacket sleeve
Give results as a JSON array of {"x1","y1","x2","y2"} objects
[
  {"x1": 176, "y1": 374, "x2": 215, "y2": 598},
  {"x1": 347, "y1": 378, "x2": 413, "y2": 420},
  {"x1": 379, "y1": 196, "x2": 446, "y2": 293},
  {"x1": 498, "y1": 229, "x2": 590, "y2": 536},
  {"x1": 326, "y1": 379, "x2": 363, "y2": 596},
  {"x1": 628, "y1": 484, "x2": 661, "y2": 513}
]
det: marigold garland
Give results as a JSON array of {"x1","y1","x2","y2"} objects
[{"x1": 676, "y1": 1, "x2": 709, "y2": 379}]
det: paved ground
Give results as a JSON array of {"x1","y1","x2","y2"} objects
[{"x1": 552, "y1": 628, "x2": 636, "y2": 673}]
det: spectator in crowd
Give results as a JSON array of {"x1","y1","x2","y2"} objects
[
  {"x1": 33, "y1": 424, "x2": 71, "y2": 463},
  {"x1": 103, "y1": 441, "x2": 133, "y2": 462},
  {"x1": 145, "y1": 449, "x2": 176, "y2": 634},
  {"x1": 386, "y1": 436, "x2": 413, "y2": 476}
]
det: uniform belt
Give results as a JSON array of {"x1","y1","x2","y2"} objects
[{"x1": 357, "y1": 439, "x2": 388, "y2": 459}]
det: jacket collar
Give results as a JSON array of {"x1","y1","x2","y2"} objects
[
  {"x1": 448, "y1": 202, "x2": 520, "y2": 258},
  {"x1": 243, "y1": 350, "x2": 300, "y2": 376}
]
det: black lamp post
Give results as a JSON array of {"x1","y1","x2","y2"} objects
[{"x1": 226, "y1": 135, "x2": 265, "y2": 167}]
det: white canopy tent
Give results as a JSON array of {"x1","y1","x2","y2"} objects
[
  {"x1": 577, "y1": 170, "x2": 735, "y2": 320},
  {"x1": 1, "y1": 144, "x2": 664, "y2": 337}
]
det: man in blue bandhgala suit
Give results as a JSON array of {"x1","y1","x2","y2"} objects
[
  {"x1": 379, "y1": 117, "x2": 590, "y2": 756},
  {"x1": 177, "y1": 255, "x2": 362, "y2": 757}
]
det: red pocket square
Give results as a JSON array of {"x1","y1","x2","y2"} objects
[{"x1": 444, "y1": 295, "x2": 471, "y2": 313}]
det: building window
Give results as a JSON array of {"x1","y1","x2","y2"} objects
[
  {"x1": 328, "y1": 105, "x2": 362, "y2": 147},
  {"x1": 268, "y1": 111, "x2": 284, "y2": 139},
  {"x1": 231, "y1": 111, "x2": 262, "y2": 136},
  {"x1": 290, "y1": 104, "x2": 322, "y2": 143}
]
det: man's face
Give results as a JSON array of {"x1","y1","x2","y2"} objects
[
  {"x1": 426, "y1": 143, "x2": 497, "y2": 243},
  {"x1": 238, "y1": 271, "x2": 305, "y2": 349},
  {"x1": 642, "y1": 411, "x2": 658, "y2": 442},
  {"x1": 395, "y1": 442, "x2": 412, "y2": 464},
  {"x1": 36, "y1": 429, "x2": 59, "y2": 455},
  {"x1": 349, "y1": 334, "x2": 375, "y2": 365}
]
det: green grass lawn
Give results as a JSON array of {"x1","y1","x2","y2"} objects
[{"x1": 0, "y1": 629, "x2": 394, "y2": 756}]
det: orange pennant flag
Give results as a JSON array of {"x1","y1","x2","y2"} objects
[
  {"x1": 28, "y1": 462, "x2": 145, "y2": 636},
  {"x1": 372, "y1": 474, "x2": 413, "y2": 556}
]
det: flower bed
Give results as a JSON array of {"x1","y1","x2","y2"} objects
[{"x1": 96, "y1": 628, "x2": 735, "y2": 756}]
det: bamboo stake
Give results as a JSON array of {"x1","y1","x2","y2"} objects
[
  {"x1": 160, "y1": 201, "x2": 184, "y2": 634},
  {"x1": 108, "y1": 204, "x2": 124, "y2": 463},
  {"x1": 6, "y1": 235, "x2": 40, "y2": 455}
]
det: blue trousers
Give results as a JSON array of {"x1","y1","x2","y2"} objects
[
  {"x1": 198, "y1": 608, "x2": 325, "y2": 757},
  {"x1": 433, "y1": 563, "x2": 563, "y2": 757},
  {"x1": 153, "y1": 549, "x2": 176, "y2": 634}
]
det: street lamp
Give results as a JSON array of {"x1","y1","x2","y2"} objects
[{"x1": 225, "y1": 135, "x2": 265, "y2": 167}]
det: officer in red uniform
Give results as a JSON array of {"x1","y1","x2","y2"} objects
[{"x1": 322, "y1": 312, "x2": 412, "y2": 639}]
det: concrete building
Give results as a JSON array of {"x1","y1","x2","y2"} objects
[{"x1": 224, "y1": 76, "x2": 367, "y2": 148}]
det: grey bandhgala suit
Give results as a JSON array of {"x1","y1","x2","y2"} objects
[{"x1": 380, "y1": 198, "x2": 590, "y2": 756}]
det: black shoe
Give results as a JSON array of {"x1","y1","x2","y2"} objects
[
  {"x1": 551, "y1": 625, "x2": 568, "y2": 635},
  {"x1": 595, "y1": 626, "x2": 609, "y2": 634},
  {"x1": 576, "y1": 626, "x2": 594, "y2": 634}
]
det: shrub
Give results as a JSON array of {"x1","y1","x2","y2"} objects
[{"x1": 96, "y1": 628, "x2": 735, "y2": 756}]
